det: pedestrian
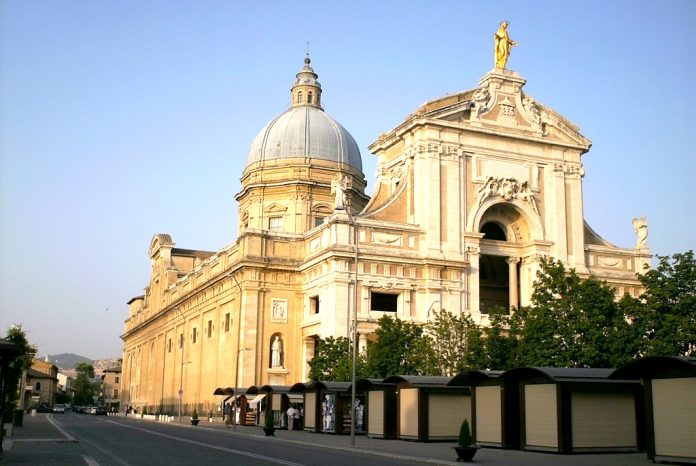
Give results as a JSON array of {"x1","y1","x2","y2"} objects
[{"x1": 286, "y1": 405, "x2": 297, "y2": 430}]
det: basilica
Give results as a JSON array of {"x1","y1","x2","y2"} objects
[{"x1": 120, "y1": 49, "x2": 650, "y2": 413}]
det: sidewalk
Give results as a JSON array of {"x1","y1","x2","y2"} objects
[
  {"x1": 1, "y1": 413, "x2": 651, "y2": 465},
  {"x1": 140, "y1": 415, "x2": 650, "y2": 466}
]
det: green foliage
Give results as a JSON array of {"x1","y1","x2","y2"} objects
[
  {"x1": 481, "y1": 306, "x2": 520, "y2": 370},
  {"x1": 366, "y1": 315, "x2": 428, "y2": 378},
  {"x1": 423, "y1": 310, "x2": 485, "y2": 376},
  {"x1": 308, "y1": 336, "x2": 368, "y2": 382},
  {"x1": 515, "y1": 257, "x2": 634, "y2": 368},
  {"x1": 3, "y1": 326, "x2": 37, "y2": 422},
  {"x1": 627, "y1": 251, "x2": 696, "y2": 357},
  {"x1": 191, "y1": 408, "x2": 198, "y2": 420},
  {"x1": 73, "y1": 363, "x2": 97, "y2": 405},
  {"x1": 265, "y1": 410, "x2": 274, "y2": 428},
  {"x1": 458, "y1": 419, "x2": 473, "y2": 447}
]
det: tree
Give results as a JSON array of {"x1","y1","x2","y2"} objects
[
  {"x1": 515, "y1": 257, "x2": 634, "y2": 368},
  {"x1": 423, "y1": 310, "x2": 485, "y2": 375},
  {"x1": 308, "y1": 336, "x2": 368, "y2": 382},
  {"x1": 73, "y1": 363, "x2": 96, "y2": 405},
  {"x1": 366, "y1": 315, "x2": 428, "y2": 378},
  {"x1": 481, "y1": 306, "x2": 520, "y2": 370},
  {"x1": 2, "y1": 325, "x2": 37, "y2": 421},
  {"x1": 627, "y1": 251, "x2": 696, "y2": 357}
]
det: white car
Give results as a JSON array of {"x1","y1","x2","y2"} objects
[{"x1": 53, "y1": 404, "x2": 66, "y2": 414}]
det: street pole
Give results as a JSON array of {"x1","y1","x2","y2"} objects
[
  {"x1": 177, "y1": 308, "x2": 185, "y2": 422},
  {"x1": 230, "y1": 272, "x2": 244, "y2": 431},
  {"x1": 349, "y1": 212, "x2": 359, "y2": 446}
]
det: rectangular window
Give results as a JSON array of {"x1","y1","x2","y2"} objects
[
  {"x1": 115, "y1": 376, "x2": 119, "y2": 384},
  {"x1": 269, "y1": 216, "x2": 283, "y2": 231},
  {"x1": 207, "y1": 320, "x2": 213, "y2": 338},
  {"x1": 314, "y1": 217, "x2": 325, "y2": 227},
  {"x1": 224, "y1": 313, "x2": 230, "y2": 332},
  {"x1": 168, "y1": 338, "x2": 172, "y2": 353},
  {"x1": 113, "y1": 389, "x2": 119, "y2": 398},
  {"x1": 192, "y1": 327, "x2": 198, "y2": 344},
  {"x1": 310, "y1": 296, "x2": 320, "y2": 315},
  {"x1": 179, "y1": 333, "x2": 184, "y2": 349},
  {"x1": 371, "y1": 292, "x2": 398, "y2": 312}
]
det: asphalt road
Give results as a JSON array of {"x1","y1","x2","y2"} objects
[{"x1": 44, "y1": 414, "x2": 422, "y2": 466}]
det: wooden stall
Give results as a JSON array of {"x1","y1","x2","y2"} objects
[
  {"x1": 611, "y1": 356, "x2": 696, "y2": 464},
  {"x1": 448, "y1": 370, "x2": 513, "y2": 448},
  {"x1": 383, "y1": 375, "x2": 471, "y2": 442},
  {"x1": 366, "y1": 382, "x2": 398, "y2": 439},
  {"x1": 502, "y1": 367, "x2": 642, "y2": 454}
]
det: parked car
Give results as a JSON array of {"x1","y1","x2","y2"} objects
[
  {"x1": 88, "y1": 406, "x2": 97, "y2": 415},
  {"x1": 95, "y1": 406, "x2": 107, "y2": 416},
  {"x1": 35, "y1": 405, "x2": 52, "y2": 413},
  {"x1": 53, "y1": 404, "x2": 66, "y2": 414}
]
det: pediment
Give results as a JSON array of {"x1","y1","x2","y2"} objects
[{"x1": 410, "y1": 69, "x2": 591, "y2": 150}]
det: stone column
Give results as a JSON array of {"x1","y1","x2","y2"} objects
[{"x1": 507, "y1": 257, "x2": 520, "y2": 311}]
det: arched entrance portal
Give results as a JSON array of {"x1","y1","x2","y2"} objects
[{"x1": 477, "y1": 203, "x2": 533, "y2": 314}]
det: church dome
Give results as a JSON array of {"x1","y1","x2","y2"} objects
[{"x1": 245, "y1": 55, "x2": 363, "y2": 171}]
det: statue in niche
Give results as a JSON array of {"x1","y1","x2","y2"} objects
[
  {"x1": 632, "y1": 217, "x2": 648, "y2": 249},
  {"x1": 271, "y1": 336, "x2": 282, "y2": 368},
  {"x1": 494, "y1": 20, "x2": 517, "y2": 69},
  {"x1": 331, "y1": 175, "x2": 351, "y2": 210}
]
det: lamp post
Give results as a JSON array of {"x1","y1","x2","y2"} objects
[
  {"x1": 232, "y1": 347, "x2": 251, "y2": 430},
  {"x1": 176, "y1": 308, "x2": 186, "y2": 422},
  {"x1": 229, "y1": 272, "x2": 246, "y2": 431},
  {"x1": 348, "y1": 211, "x2": 359, "y2": 446}
]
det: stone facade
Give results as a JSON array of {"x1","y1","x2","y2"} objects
[{"x1": 120, "y1": 60, "x2": 650, "y2": 414}]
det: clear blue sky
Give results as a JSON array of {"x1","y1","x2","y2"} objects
[{"x1": 1, "y1": 1, "x2": 694, "y2": 360}]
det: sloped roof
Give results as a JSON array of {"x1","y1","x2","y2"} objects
[
  {"x1": 610, "y1": 356, "x2": 696, "y2": 379},
  {"x1": 502, "y1": 367, "x2": 615, "y2": 383}
]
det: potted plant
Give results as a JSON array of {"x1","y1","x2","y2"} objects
[
  {"x1": 262, "y1": 411, "x2": 275, "y2": 436},
  {"x1": 190, "y1": 408, "x2": 200, "y2": 426},
  {"x1": 453, "y1": 419, "x2": 479, "y2": 462}
]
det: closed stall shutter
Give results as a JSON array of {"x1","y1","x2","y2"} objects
[
  {"x1": 368, "y1": 391, "x2": 384, "y2": 437},
  {"x1": 571, "y1": 391, "x2": 636, "y2": 450},
  {"x1": 399, "y1": 388, "x2": 419, "y2": 439},
  {"x1": 272, "y1": 394, "x2": 281, "y2": 410},
  {"x1": 305, "y1": 392, "x2": 316, "y2": 430},
  {"x1": 428, "y1": 394, "x2": 470, "y2": 440},
  {"x1": 524, "y1": 384, "x2": 558, "y2": 450},
  {"x1": 652, "y1": 378, "x2": 696, "y2": 461},
  {"x1": 475, "y1": 386, "x2": 502, "y2": 445}
]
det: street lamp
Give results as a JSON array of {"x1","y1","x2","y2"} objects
[
  {"x1": 232, "y1": 347, "x2": 251, "y2": 430},
  {"x1": 229, "y1": 271, "x2": 247, "y2": 431},
  {"x1": 347, "y1": 210, "x2": 359, "y2": 446},
  {"x1": 176, "y1": 308, "x2": 186, "y2": 422}
]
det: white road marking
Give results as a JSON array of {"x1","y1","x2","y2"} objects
[
  {"x1": 106, "y1": 419, "x2": 305, "y2": 465},
  {"x1": 47, "y1": 413, "x2": 77, "y2": 441},
  {"x1": 82, "y1": 454, "x2": 100, "y2": 466}
]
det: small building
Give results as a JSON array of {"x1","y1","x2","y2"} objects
[
  {"x1": 501, "y1": 367, "x2": 642, "y2": 454},
  {"x1": 24, "y1": 358, "x2": 59, "y2": 409},
  {"x1": 611, "y1": 356, "x2": 696, "y2": 464},
  {"x1": 383, "y1": 375, "x2": 471, "y2": 442},
  {"x1": 101, "y1": 365, "x2": 121, "y2": 412}
]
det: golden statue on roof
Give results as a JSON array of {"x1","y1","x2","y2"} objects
[{"x1": 494, "y1": 21, "x2": 517, "y2": 69}]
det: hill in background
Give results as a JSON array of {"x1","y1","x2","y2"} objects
[{"x1": 43, "y1": 353, "x2": 121, "y2": 378}]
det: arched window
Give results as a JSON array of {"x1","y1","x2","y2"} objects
[
  {"x1": 481, "y1": 222, "x2": 507, "y2": 241},
  {"x1": 35, "y1": 381, "x2": 41, "y2": 390},
  {"x1": 297, "y1": 91, "x2": 303, "y2": 103},
  {"x1": 307, "y1": 92, "x2": 313, "y2": 104}
]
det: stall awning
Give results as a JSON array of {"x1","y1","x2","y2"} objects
[{"x1": 248, "y1": 394, "x2": 266, "y2": 406}]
